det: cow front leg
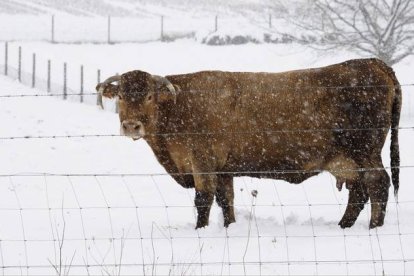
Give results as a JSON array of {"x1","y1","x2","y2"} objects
[
  {"x1": 192, "y1": 159, "x2": 218, "y2": 229},
  {"x1": 194, "y1": 188, "x2": 215, "y2": 228},
  {"x1": 215, "y1": 174, "x2": 235, "y2": 227}
]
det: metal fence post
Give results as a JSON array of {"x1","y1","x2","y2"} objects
[
  {"x1": 32, "y1": 53, "x2": 36, "y2": 88},
  {"x1": 51, "y1": 15, "x2": 55, "y2": 43},
  {"x1": 215, "y1": 15, "x2": 218, "y2": 32},
  {"x1": 4, "y1": 42, "x2": 8, "y2": 76},
  {"x1": 80, "y1": 65, "x2": 84, "y2": 103},
  {"x1": 18, "y1": 46, "x2": 21, "y2": 82},
  {"x1": 107, "y1": 16, "x2": 111, "y2": 44},
  {"x1": 115, "y1": 72, "x2": 119, "y2": 113},
  {"x1": 63, "y1": 62, "x2": 67, "y2": 100},
  {"x1": 269, "y1": 14, "x2": 272, "y2": 28},
  {"x1": 97, "y1": 69, "x2": 103, "y2": 107},
  {"x1": 47, "y1": 60, "x2": 51, "y2": 93},
  {"x1": 161, "y1": 15, "x2": 164, "y2": 41}
]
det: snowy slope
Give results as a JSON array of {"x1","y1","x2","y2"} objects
[
  {"x1": 1, "y1": 57, "x2": 414, "y2": 275},
  {"x1": 0, "y1": 0, "x2": 283, "y2": 17},
  {"x1": 0, "y1": 0, "x2": 289, "y2": 43},
  {"x1": 3, "y1": 41, "x2": 413, "y2": 117}
]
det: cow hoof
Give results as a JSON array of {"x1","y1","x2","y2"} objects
[
  {"x1": 338, "y1": 218, "x2": 356, "y2": 229},
  {"x1": 224, "y1": 218, "x2": 236, "y2": 228},
  {"x1": 195, "y1": 220, "x2": 209, "y2": 229},
  {"x1": 369, "y1": 219, "x2": 384, "y2": 229}
]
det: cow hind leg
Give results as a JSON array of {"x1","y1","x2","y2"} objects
[
  {"x1": 215, "y1": 175, "x2": 236, "y2": 227},
  {"x1": 325, "y1": 155, "x2": 368, "y2": 228},
  {"x1": 339, "y1": 180, "x2": 368, "y2": 228},
  {"x1": 363, "y1": 169, "x2": 390, "y2": 228}
]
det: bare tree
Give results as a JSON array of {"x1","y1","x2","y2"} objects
[{"x1": 280, "y1": 0, "x2": 414, "y2": 65}]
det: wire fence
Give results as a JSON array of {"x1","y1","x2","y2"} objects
[
  {"x1": 0, "y1": 127, "x2": 413, "y2": 275},
  {"x1": 1, "y1": 41, "x2": 414, "y2": 120},
  {"x1": 0, "y1": 14, "x2": 277, "y2": 44},
  {"x1": 0, "y1": 172, "x2": 413, "y2": 275},
  {"x1": 1, "y1": 47, "x2": 414, "y2": 274}
]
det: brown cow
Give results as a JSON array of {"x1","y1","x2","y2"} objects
[{"x1": 96, "y1": 58, "x2": 401, "y2": 229}]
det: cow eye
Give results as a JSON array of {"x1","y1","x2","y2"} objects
[
  {"x1": 118, "y1": 95, "x2": 123, "y2": 100},
  {"x1": 147, "y1": 94, "x2": 153, "y2": 101}
]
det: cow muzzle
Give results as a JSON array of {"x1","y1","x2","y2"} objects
[{"x1": 120, "y1": 120, "x2": 145, "y2": 140}]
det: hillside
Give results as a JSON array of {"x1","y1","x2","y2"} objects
[
  {"x1": 0, "y1": 43, "x2": 413, "y2": 274},
  {"x1": 0, "y1": 0, "x2": 285, "y2": 17}
]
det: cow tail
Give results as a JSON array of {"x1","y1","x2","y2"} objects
[
  {"x1": 375, "y1": 58, "x2": 401, "y2": 198},
  {"x1": 389, "y1": 67, "x2": 401, "y2": 198}
]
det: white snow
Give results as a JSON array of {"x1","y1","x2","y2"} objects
[
  {"x1": 0, "y1": 39, "x2": 414, "y2": 275},
  {"x1": 0, "y1": 3, "x2": 414, "y2": 273}
]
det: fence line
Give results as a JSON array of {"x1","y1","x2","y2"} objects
[
  {"x1": 1, "y1": 42, "x2": 414, "y2": 118},
  {"x1": 1, "y1": 83, "x2": 414, "y2": 98},
  {"x1": 1, "y1": 46, "x2": 414, "y2": 276},
  {"x1": 0, "y1": 165, "x2": 413, "y2": 178},
  {"x1": 0, "y1": 200, "x2": 410, "y2": 210},
  {"x1": 1, "y1": 43, "x2": 106, "y2": 111},
  {"x1": 0, "y1": 125, "x2": 413, "y2": 141},
  {"x1": 0, "y1": 232, "x2": 414, "y2": 243},
  {"x1": 0, "y1": 258, "x2": 411, "y2": 269},
  {"x1": 0, "y1": 14, "x2": 245, "y2": 44},
  {"x1": 0, "y1": 166, "x2": 412, "y2": 275}
]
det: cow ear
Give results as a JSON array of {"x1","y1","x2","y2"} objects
[{"x1": 96, "y1": 83, "x2": 119, "y2": 99}]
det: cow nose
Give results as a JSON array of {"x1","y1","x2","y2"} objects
[{"x1": 122, "y1": 120, "x2": 141, "y2": 132}]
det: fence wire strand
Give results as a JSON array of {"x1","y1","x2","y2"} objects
[
  {"x1": 1, "y1": 73, "x2": 413, "y2": 274},
  {"x1": 0, "y1": 125, "x2": 413, "y2": 141},
  {"x1": 0, "y1": 82, "x2": 413, "y2": 99},
  {"x1": 1, "y1": 164, "x2": 413, "y2": 178},
  {"x1": 0, "y1": 172, "x2": 412, "y2": 274}
]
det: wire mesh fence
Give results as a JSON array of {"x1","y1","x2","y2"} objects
[
  {"x1": 1, "y1": 41, "x2": 414, "y2": 120},
  {"x1": 1, "y1": 41, "x2": 414, "y2": 274},
  {"x1": 0, "y1": 172, "x2": 413, "y2": 275},
  {"x1": 0, "y1": 14, "x2": 275, "y2": 44}
]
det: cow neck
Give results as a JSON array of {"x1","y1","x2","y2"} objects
[{"x1": 145, "y1": 104, "x2": 180, "y2": 176}]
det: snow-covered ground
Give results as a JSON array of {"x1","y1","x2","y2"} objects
[
  {"x1": 0, "y1": 0, "x2": 283, "y2": 17},
  {"x1": 2, "y1": 41, "x2": 414, "y2": 117},
  {"x1": 0, "y1": 0, "x2": 283, "y2": 43},
  {"x1": 0, "y1": 39, "x2": 414, "y2": 275}
]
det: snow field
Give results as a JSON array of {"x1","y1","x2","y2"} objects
[
  {"x1": 0, "y1": 40, "x2": 414, "y2": 275},
  {"x1": 2, "y1": 41, "x2": 413, "y2": 116}
]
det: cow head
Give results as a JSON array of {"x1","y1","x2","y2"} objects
[{"x1": 96, "y1": 70, "x2": 176, "y2": 140}]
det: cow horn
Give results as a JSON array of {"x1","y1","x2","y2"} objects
[
  {"x1": 98, "y1": 75, "x2": 121, "y2": 92},
  {"x1": 96, "y1": 75, "x2": 121, "y2": 109},
  {"x1": 152, "y1": 75, "x2": 176, "y2": 93},
  {"x1": 152, "y1": 75, "x2": 177, "y2": 103},
  {"x1": 102, "y1": 75, "x2": 121, "y2": 84}
]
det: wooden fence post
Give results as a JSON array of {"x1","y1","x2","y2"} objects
[
  {"x1": 107, "y1": 16, "x2": 111, "y2": 44},
  {"x1": 63, "y1": 62, "x2": 67, "y2": 100},
  {"x1": 269, "y1": 14, "x2": 272, "y2": 28},
  {"x1": 215, "y1": 15, "x2": 218, "y2": 32},
  {"x1": 115, "y1": 72, "x2": 119, "y2": 113},
  {"x1": 80, "y1": 65, "x2": 84, "y2": 103},
  {"x1": 47, "y1": 60, "x2": 51, "y2": 93},
  {"x1": 97, "y1": 69, "x2": 103, "y2": 107},
  {"x1": 32, "y1": 53, "x2": 36, "y2": 88},
  {"x1": 51, "y1": 15, "x2": 55, "y2": 43},
  {"x1": 4, "y1": 42, "x2": 8, "y2": 76},
  {"x1": 161, "y1": 15, "x2": 164, "y2": 41},
  {"x1": 18, "y1": 46, "x2": 21, "y2": 82}
]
